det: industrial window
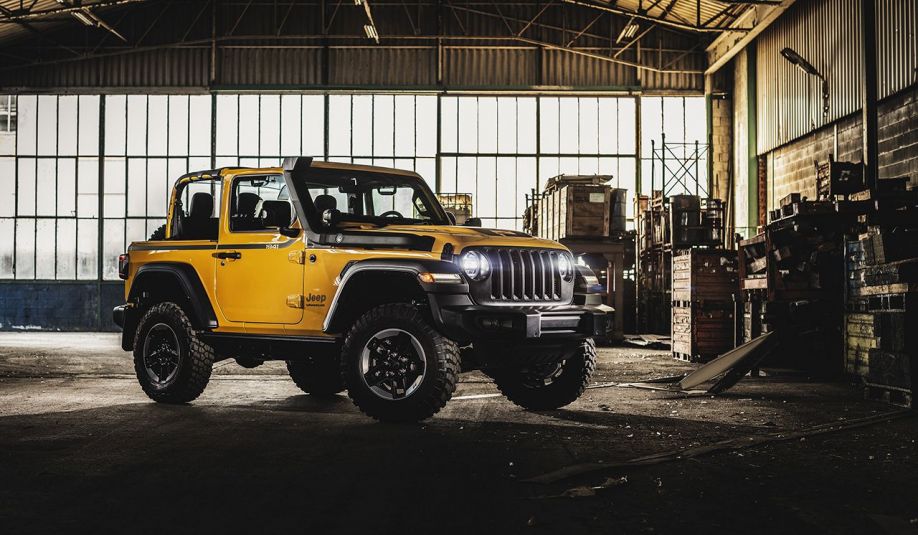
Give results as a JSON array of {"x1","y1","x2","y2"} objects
[
  {"x1": 640, "y1": 96, "x2": 708, "y2": 198},
  {"x1": 0, "y1": 92, "x2": 706, "y2": 281}
]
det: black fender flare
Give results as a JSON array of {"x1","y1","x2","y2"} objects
[
  {"x1": 124, "y1": 263, "x2": 219, "y2": 349},
  {"x1": 322, "y1": 259, "x2": 469, "y2": 333}
]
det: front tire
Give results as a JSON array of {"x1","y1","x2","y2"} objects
[
  {"x1": 342, "y1": 304, "x2": 460, "y2": 422},
  {"x1": 493, "y1": 338, "x2": 596, "y2": 410},
  {"x1": 133, "y1": 302, "x2": 214, "y2": 404}
]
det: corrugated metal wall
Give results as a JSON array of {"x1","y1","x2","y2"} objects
[{"x1": 756, "y1": 0, "x2": 917, "y2": 154}]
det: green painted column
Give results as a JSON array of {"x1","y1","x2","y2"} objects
[{"x1": 746, "y1": 42, "x2": 759, "y2": 233}]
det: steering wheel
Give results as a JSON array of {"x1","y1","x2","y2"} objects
[{"x1": 379, "y1": 210, "x2": 404, "y2": 219}]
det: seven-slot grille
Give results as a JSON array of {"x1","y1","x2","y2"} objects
[{"x1": 480, "y1": 248, "x2": 566, "y2": 302}]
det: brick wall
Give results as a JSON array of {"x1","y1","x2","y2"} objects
[
  {"x1": 767, "y1": 85, "x2": 918, "y2": 207},
  {"x1": 0, "y1": 282, "x2": 123, "y2": 331},
  {"x1": 710, "y1": 96, "x2": 733, "y2": 204}
]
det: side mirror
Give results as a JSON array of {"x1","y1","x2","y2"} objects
[
  {"x1": 445, "y1": 212, "x2": 457, "y2": 225},
  {"x1": 279, "y1": 226, "x2": 301, "y2": 238},
  {"x1": 464, "y1": 217, "x2": 482, "y2": 227}
]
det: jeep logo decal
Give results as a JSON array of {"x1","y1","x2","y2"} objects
[{"x1": 305, "y1": 293, "x2": 327, "y2": 307}]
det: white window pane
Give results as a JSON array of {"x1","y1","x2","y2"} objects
[
  {"x1": 439, "y1": 97, "x2": 457, "y2": 153},
  {"x1": 17, "y1": 96, "x2": 37, "y2": 155},
  {"x1": 102, "y1": 219, "x2": 125, "y2": 280},
  {"x1": 77, "y1": 157, "x2": 99, "y2": 218},
  {"x1": 37, "y1": 96, "x2": 57, "y2": 156},
  {"x1": 394, "y1": 95, "x2": 415, "y2": 157},
  {"x1": 57, "y1": 158, "x2": 76, "y2": 217},
  {"x1": 147, "y1": 159, "x2": 168, "y2": 218},
  {"x1": 578, "y1": 157, "x2": 599, "y2": 176},
  {"x1": 126, "y1": 95, "x2": 147, "y2": 156},
  {"x1": 373, "y1": 95, "x2": 394, "y2": 157},
  {"x1": 539, "y1": 157, "x2": 559, "y2": 185},
  {"x1": 517, "y1": 157, "x2": 537, "y2": 222},
  {"x1": 640, "y1": 97, "x2": 660, "y2": 157},
  {"x1": 517, "y1": 98, "x2": 537, "y2": 154},
  {"x1": 127, "y1": 159, "x2": 146, "y2": 217},
  {"x1": 559, "y1": 156, "x2": 579, "y2": 175},
  {"x1": 456, "y1": 157, "x2": 476, "y2": 197},
  {"x1": 58, "y1": 96, "x2": 78, "y2": 156},
  {"x1": 78, "y1": 96, "x2": 100, "y2": 156},
  {"x1": 56, "y1": 219, "x2": 76, "y2": 279},
  {"x1": 578, "y1": 98, "x2": 599, "y2": 154},
  {"x1": 415, "y1": 96, "x2": 437, "y2": 157},
  {"x1": 598, "y1": 99, "x2": 618, "y2": 154},
  {"x1": 685, "y1": 96, "x2": 706, "y2": 144},
  {"x1": 476, "y1": 158, "x2": 500, "y2": 217},
  {"x1": 477, "y1": 97, "x2": 497, "y2": 153},
  {"x1": 239, "y1": 157, "x2": 259, "y2": 168},
  {"x1": 497, "y1": 98, "x2": 516, "y2": 154},
  {"x1": 104, "y1": 157, "x2": 126, "y2": 217},
  {"x1": 168, "y1": 96, "x2": 190, "y2": 156},
  {"x1": 17, "y1": 158, "x2": 36, "y2": 216},
  {"x1": 415, "y1": 158, "x2": 436, "y2": 191},
  {"x1": 36, "y1": 159, "x2": 55, "y2": 216},
  {"x1": 280, "y1": 95, "x2": 301, "y2": 157},
  {"x1": 496, "y1": 157, "x2": 516, "y2": 218},
  {"x1": 352, "y1": 95, "x2": 373, "y2": 156},
  {"x1": 663, "y1": 97, "x2": 686, "y2": 143},
  {"x1": 214, "y1": 156, "x2": 238, "y2": 168},
  {"x1": 104, "y1": 95, "x2": 127, "y2": 156},
  {"x1": 259, "y1": 95, "x2": 281, "y2": 156},
  {"x1": 618, "y1": 98, "x2": 635, "y2": 155},
  {"x1": 328, "y1": 95, "x2": 351, "y2": 156},
  {"x1": 147, "y1": 96, "x2": 168, "y2": 157},
  {"x1": 77, "y1": 219, "x2": 97, "y2": 280},
  {"x1": 216, "y1": 95, "x2": 238, "y2": 156},
  {"x1": 35, "y1": 218, "x2": 55, "y2": 279},
  {"x1": 392, "y1": 158, "x2": 414, "y2": 172},
  {"x1": 0, "y1": 158, "x2": 14, "y2": 217},
  {"x1": 188, "y1": 95, "x2": 212, "y2": 157},
  {"x1": 125, "y1": 219, "x2": 147, "y2": 249},
  {"x1": 439, "y1": 156, "x2": 456, "y2": 193},
  {"x1": 0, "y1": 219, "x2": 13, "y2": 278},
  {"x1": 559, "y1": 98, "x2": 578, "y2": 154},
  {"x1": 239, "y1": 95, "x2": 260, "y2": 156},
  {"x1": 457, "y1": 97, "x2": 477, "y2": 153},
  {"x1": 539, "y1": 97, "x2": 558, "y2": 154},
  {"x1": 259, "y1": 157, "x2": 280, "y2": 168},
  {"x1": 302, "y1": 95, "x2": 324, "y2": 157},
  {"x1": 15, "y1": 219, "x2": 35, "y2": 279}
]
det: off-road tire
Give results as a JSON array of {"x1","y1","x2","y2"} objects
[
  {"x1": 493, "y1": 338, "x2": 596, "y2": 410},
  {"x1": 342, "y1": 303, "x2": 460, "y2": 422},
  {"x1": 133, "y1": 302, "x2": 214, "y2": 404},
  {"x1": 148, "y1": 224, "x2": 167, "y2": 241},
  {"x1": 287, "y1": 356, "x2": 345, "y2": 398}
]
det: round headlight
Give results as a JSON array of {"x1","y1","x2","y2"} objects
[
  {"x1": 461, "y1": 251, "x2": 491, "y2": 281},
  {"x1": 557, "y1": 254, "x2": 573, "y2": 281}
]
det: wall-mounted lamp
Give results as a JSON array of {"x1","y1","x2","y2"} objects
[{"x1": 781, "y1": 47, "x2": 829, "y2": 118}]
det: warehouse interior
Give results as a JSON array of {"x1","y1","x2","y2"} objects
[{"x1": 1, "y1": 1, "x2": 917, "y2": 533}]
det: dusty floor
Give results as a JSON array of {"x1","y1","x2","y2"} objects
[{"x1": 1, "y1": 333, "x2": 916, "y2": 534}]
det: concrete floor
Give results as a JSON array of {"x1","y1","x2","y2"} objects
[{"x1": 1, "y1": 333, "x2": 916, "y2": 534}]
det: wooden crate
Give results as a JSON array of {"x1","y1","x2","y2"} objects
[
  {"x1": 845, "y1": 313, "x2": 879, "y2": 376},
  {"x1": 672, "y1": 249, "x2": 738, "y2": 303},
  {"x1": 672, "y1": 303, "x2": 736, "y2": 363},
  {"x1": 537, "y1": 184, "x2": 612, "y2": 241}
]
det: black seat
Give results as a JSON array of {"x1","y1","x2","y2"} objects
[
  {"x1": 260, "y1": 200, "x2": 293, "y2": 228},
  {"x1": 232, "y1": 192, "x2": 263, "y2": 231},
  {"x1": 314, "y1": 194, "x2": 337, "y2": 213},
  {"x1": 182, "y1": 192, "x2": 218, "y2": 240}
]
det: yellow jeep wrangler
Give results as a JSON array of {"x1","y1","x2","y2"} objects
[{"x1": 114, "y1": 157, "x2": 608, "y2": 422}]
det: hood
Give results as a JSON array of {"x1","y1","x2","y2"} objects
[{"x1": 344, "y1": 224, "x2": 568, "y2": 254}]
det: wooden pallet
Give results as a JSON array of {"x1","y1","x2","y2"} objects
[{"x1": 864, "y1": 382, "x2": 914, "y2": 409}]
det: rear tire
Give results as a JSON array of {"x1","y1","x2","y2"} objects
[
  {"x1": 493, "y1": 338, "x2": 596, "y2": 410},
  {"x1": 287, "y1": 355, "x2": 345, "y2": 398},
  {"x1": 133, "y1": 302, "x2": 214, "y2": 404},
  {"x1": 342, "y1": 303, "x2": 460, "y2": 422}
]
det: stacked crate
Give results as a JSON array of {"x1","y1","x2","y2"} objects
[
  {"x1": 843, "y1": 177, "x2": 918, "y2": 407},
  {"x1": 671, "y1": 249, "x2": 739, "y2": 362}
]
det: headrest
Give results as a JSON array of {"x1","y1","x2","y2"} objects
[
  {"x1": 314, "y1": 194, "x2": 337, "y2": 213},
  {"x1": 237, "y1": 192, "x2": 261, "y2": 217},
  {"x1": 189, "y1": 192, "x2": 213, "y2": 219},
  {"x1": 260, "y1": 200, "x2": 292, "y2": 228}
]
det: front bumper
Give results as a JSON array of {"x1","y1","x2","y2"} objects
[{"x1": 428, "y1": 294, "x2": 608, "y2": 342}]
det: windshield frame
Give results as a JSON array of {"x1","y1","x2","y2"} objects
[{"x1": 287, "y1": 165, "x2": 450, "y2": 231}]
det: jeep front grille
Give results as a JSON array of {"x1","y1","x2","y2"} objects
[{"x1": 481, "y1": 248, "x2": 565, "y2": 302}]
